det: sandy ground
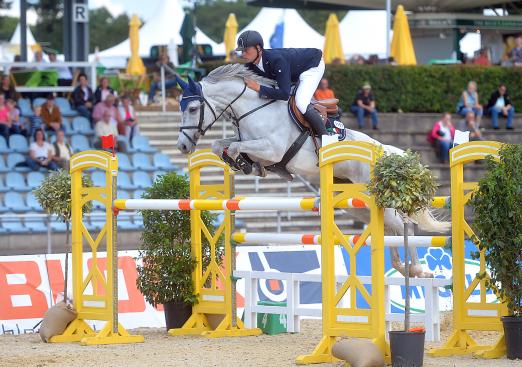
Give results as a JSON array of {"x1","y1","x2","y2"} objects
[{"x1": 1, "y1": 317, "x2": 521, "y2": 367}]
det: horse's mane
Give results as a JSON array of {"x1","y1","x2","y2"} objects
[{"x1": 204, "y1": 63, "x2": 277, "y2": 86}]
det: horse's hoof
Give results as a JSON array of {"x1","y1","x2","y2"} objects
[{"x1": 252, "y1": 162, "x2": 267, "y2": 177}]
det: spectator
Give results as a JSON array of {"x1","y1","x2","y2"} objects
[
  {"x1": 72, "y1": 73, "x2": 94, "y2": 121},
  {"x1": 94, "y1": 76, "x2": 115, "y2": 105},
  {"x1": 29, "y1": 105, "x2": 43, "y2": 132},
  {"x1": 0, "y1": 94, "x2": 12, "y2": 141},
  {"x1": 33, "y1": 50, "x2": 47, "y2": 70},
  {"x1": 509, "y1": 35, "x2": 522, "y2": 66},
  {"x1": 350, "y1": 82, "x2": 379, "y2": 129},
  {"x1": 117, "y1": 95, "x2": 140, "y2": 140},
  {"x1": 148, "y1": 53, "x2": 177, "y2": 103},
  {"x1": 314, "y1": 78, "x2": 336, "y2": 101},
  {"x1": 41, "y1": 94, "x2": 62, "y2": 133},
  {"x1": 26, "y1": 129, "x2": 58, "y2": 171},
  {"x1": 473, "y1": 48, "x2": 490, "y2": 66},
  {"x1": 93, "y1": 94, "x2": 121, "y2": 125},
  {"x1": 458, "y1": 111, "x2": 483, "y2": 141},
  {"x1": 485, "y1": 83, "x2": 515, "y2": 130},
  {"x1": 1, "y1": 74, "x2": 16, "y2": 100},
  {"x1": 456, "y1": 81, "x2": 483, "y2": 127},
  {"x1": 47, "y1": 51, "x2": 73, "y2": 87},
  {"x1": 94, "y1": 110, "x2": 121, "y2": 151},
  {"x1": 7, "y1": 98, "x2": 29, "y2": 137},
  {"x1": 428, "y1": 113, "x2": 455, "y2": 164},
  {"x1": 51, "y1": 130, "x2": 73, "y2": 170}
]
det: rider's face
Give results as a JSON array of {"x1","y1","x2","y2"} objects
[{"x1": 240, "y1": 46, "x2": 260, "y2": 63}]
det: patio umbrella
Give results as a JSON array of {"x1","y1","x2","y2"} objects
[
  {"x1": 180, "y1": 11, "x2": 196, "y2": 65},
  {"x1": 390, "y1": 5, "x2": 416, "y2": 65},
  {"x1": 323, "y1": 13, "x2": 345, "y2": 64},
  {"x1": 126, "y1": 14, "x2": 146, "y2": 75},
  {"x1": 224, "y1": 13, "x2": 238, "y2": 61}
]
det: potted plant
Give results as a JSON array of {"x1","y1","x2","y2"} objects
[
  {"x1": 368, "y1": 149, "x2": 437, "y2": 367},
  {"x1": 136, "y1": 172, "x2": 220, "y2": 331},
  {"x1": 469, "y1": 143, "x2": 522, "y2": 360}
]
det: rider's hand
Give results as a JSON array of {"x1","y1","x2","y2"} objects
[{"x1": 244, "y1": 78, "x2": 260, "y2": 92}]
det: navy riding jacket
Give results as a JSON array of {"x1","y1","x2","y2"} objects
[{"x1": 246, "y1": 48, "x2": 322, "y2": 101}]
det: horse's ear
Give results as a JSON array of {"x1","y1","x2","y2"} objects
[
  {"x1": 175, "y1": 75, "x2": 188, "y2": 91},
  {"x1": 187, "y1": 76, "x2": 200, "y2": 95}
]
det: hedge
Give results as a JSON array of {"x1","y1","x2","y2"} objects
[{"x1": 200, "y1": 62, "x2": 522, "y2": 113}]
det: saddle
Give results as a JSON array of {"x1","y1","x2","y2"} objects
[{"x1": 289, "y1": 96, "x2": 340, "y2": 131}]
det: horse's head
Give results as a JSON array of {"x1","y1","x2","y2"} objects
[{"x1": 176, "y1": 76, "x2": 216, "y2": 154}]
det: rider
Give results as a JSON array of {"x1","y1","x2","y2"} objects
[{"x1": 236, "y1": 30, "x2": 329, "y2": 142}]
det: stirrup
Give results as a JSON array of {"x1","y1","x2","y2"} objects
[{"x1": 222, "y1": 149, "x2": 241, "y2": 171}]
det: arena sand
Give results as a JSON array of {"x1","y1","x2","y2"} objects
[{"x1": 1, "y1": 315, "x2": 521, "y2": 367}]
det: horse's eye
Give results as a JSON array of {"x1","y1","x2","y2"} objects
[{"x1": 189, "y1": 106, "x2": 198, "y2": 113}]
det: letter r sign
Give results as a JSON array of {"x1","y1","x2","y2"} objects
[{"x1": 73, "y1": 3, "x2": 89, "y2": 23}]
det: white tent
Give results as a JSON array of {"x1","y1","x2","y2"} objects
[
  {"x1": 96, "y1": 0, "x2": 224, "y2": 67},
  {"x1": 216, "y1": 8, "x2": 325, "y2": 51},
  {"x1": 1, "y1": 22, "x2": 39, "y2": 61},
  {"x1": 339, "y1": 11, "x2": 389, "y2": 58}
]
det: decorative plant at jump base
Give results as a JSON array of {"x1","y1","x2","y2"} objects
[
  {"x1": 368, "y1": 149, "x2": 437, "y2": 367},
  {"x1": 468, "y1": 143, "x2": 522, "y2": 360},
  {"x1": 136, "y1": 172, "x2": 221, "y2": 330},
  {"x1": 34, "y1": 169, "x2": 93, "y2": 304}
]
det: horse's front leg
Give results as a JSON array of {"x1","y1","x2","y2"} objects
[
  {"x1": 212, "y1": 137, "x2": 239, "y2": 157},
  {"x1": 228, "y1": 138, "x2": 283, "y2": 177}
]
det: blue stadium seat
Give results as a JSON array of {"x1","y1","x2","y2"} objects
[
  {"x1": 89, "y1": 212, "x2": 106, "y2": 231},
  {"x1": 61, "y1": 117, "x2": 74, "y2": 136},
  {"x1": 132, "y1": 171, "x2": 152, "y2": 189},
  {"x1": 72, "y1": 116, "x2": 94, "y2": 135},
  {"x1": 18, "y1": 98, "x2": 33, "y2": 116},
  {"x1": 50, "y1": 220, "x2": 67, "y2": 232},
  {"x1": 55, "y1": 97, "x2": 78, "y2": 117},
  {"x1": 7, "y1": 153, "x2": 30, "y2": 172},
  {"x1": 26, "y1": 192, "x2": 43, "y2": 212},
  {"x1": 27, "y1": 171, "x2": 45, "y2": 190},
  {"x1": 71, "y1": 134, "x2": 91, "y2": 152},
  {"x1": 0, "y1": 136, "x2": 10, "y2": 153},
  {"x1": 116, "y1": 153, "x2": 135, "y2": 172},
  {"x1": 91, "y1": 171, "x2": 106, "y2": 187},
  {"x1": 117, "y1": 190, "x2": 131, "y2": 199},
  {"x1": 117, "y1": 172, "x2": 136, "y2": 190},
  {"x1": 153, "y1": 153, "x2": 178, "y2": 171},
  {"x1": 0, "y1": 196, "x2": 7, "y2": 213},
  {"x1": 33, "y1": 98, "x2": 46, "y2": 107},
  {"x1": 25, "y1": 216, "x2": 48, "y2": 233},
  {"x1": 133, "y1": 215, "x2": 143, "y2": 228},
  {"x1": 2, "y1": 217, "x2": 30, "y2": 233},
  {"x1": 132, "y1": 153, "x2": 155, "y2": 171},
  {"x1": 6, "y1": 172, "x2": 30, "y2": 192},
  {"x1": 131, "y1": 136, "x2": 157, "y2": 153},
  {"x1": 9, "y1": 135, "x2": 29, "y2": 153},
  {"x1": 0, "y1": 176, "x2": 7, "y2": 193},
  {"x1": 117, "y1": 213, "x2": 138, "y2": 230},
  {"x1": 133, "y1": 189, "x2": 145, "y2": 199},
  {"x1": 153, "y1": 171, "x2": 167, "y2": 181},
  {"x1": 0, "y1": 155, "x2": 9, "y2": 173}
]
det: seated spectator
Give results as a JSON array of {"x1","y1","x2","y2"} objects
[
  {"x1": 72, "y1": 73, "x2": 94, "y2": 121},
  {"x1": 47, "y1": 50, "x2": 73, "y2": 88},
  {"x1": 1, "y1": 74, "x2": 16, "y2": 101},
  {"x1": 314, "y1": 78, "x2": 336, "y2": 101},
  {"x1": 148, "y1": 53, "x2": 177, "y2": 103},
  {"x1": 29, "y1": 105, "x2": 43, "y2": 132},
  {"x1": 509, "y1": 35, "x2": 522, "y2": 67},
  {"x1": 33, "y1": 50, "x2": 47, "y2": 70},
  {"x1": 26, "y1": 129, "x2": 58, "y2": 171},
  {"x1": 0, "y1": 94, "x2": 12, "y2": 141},
  {"x1": 94, "y1": 76, "x2": 115, "y2": 105},
  {"x1": 118, "y1": 95, "x2": 140, "y2": 140},
  {"x1": 93, "y1": 94, "x2": 121, "y2": 125},
  {"x1": 473, "y1": 48, "x2": 490, "y2": 66},
  {"x1": 7, "y1": 98, "x2": 29, "y2": 137},
  {"x1": 350, "y1": 82, "x2": 379, "y2": 129},
  {"x1": 456, "y1": 81, "x2": 483, "y2": 127},
  {"x1": 41, "y1": 94, "x2": 62, "y2": 133},
  {"x1": 486, "y1": 83, "x2": 515, "y2": 130},
  {"x1": 428, "y1": 113, "x2": 455, "y2": 164},
  {"x1": 458, "y1": 111, "x2": 483, "y2": 141},
  {"x1": 94, "y1": 110, "x2": 121, "y2": 151},
  {"x1": 51, "y1": 130, "x2": 73, "y2": 170}
]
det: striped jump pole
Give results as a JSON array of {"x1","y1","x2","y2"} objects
[{"x1": 232, "y1": 232, "x2": 451, "y2": 248}]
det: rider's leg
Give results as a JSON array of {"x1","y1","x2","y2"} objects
[{"x1": 295, "y1": 60, "x2": 328, "y2": 140}]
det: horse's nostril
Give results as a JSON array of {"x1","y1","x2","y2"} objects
[{"x1": 182, "y1": 144, "x2": 187, "y2": 151}]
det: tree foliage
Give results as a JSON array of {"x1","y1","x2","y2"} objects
[
  {"x1": 297, "y1": 9, "x2": 346, "y2": 35},
  {"x1": 469, "y1": 144, "x2": 522, "y2": 316},
  {"x1": 0, "y1": 15, "x2": 18, "y2": 41}
]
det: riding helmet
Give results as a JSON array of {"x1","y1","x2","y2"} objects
[{"x1": 236, "y1": 30, "x2": 264, "y2": 51}]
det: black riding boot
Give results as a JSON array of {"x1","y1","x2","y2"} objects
[{"x1": 303, "y1": 105, "x2": 329, "y2": 141}]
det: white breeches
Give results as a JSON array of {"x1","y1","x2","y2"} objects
[{"x1": 295, "y1": 59, "x2": 325, "y2": 114}]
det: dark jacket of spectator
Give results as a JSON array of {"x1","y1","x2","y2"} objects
[
  {"x1": 93, "y1": 86, "x2": 115, "y2": 105},
  {"x1": 72, "y1": 85, "x2": 94, "y2": 107},
  {"x1": 486, "y1": 90, "x2": 512, "y2": 110}
]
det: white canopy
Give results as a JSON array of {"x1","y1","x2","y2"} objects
[
  {"x1": 0, "y1": 22, "x2": 39, "y2": 62},
  {"x1": 96, "y1": 0, "x2": 224, "y2": 67},
  {"x1": 339, "y1": 11, "x2": 389, "y2": 58}
]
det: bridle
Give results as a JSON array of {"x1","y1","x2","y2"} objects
[{"x1": 179, "y1": 81, "x2": 276, "y2": 146}]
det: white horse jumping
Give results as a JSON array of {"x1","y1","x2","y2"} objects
[{"x1": 176, "y1": 64, "x2": 450, "y2": 277}]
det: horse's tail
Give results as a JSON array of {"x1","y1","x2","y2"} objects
[{"x1": 413, "y1": 208, "x2": 451, "y2": 233}]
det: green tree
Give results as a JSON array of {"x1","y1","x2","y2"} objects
[
  {"x1": 0, "y1": 15, "x2": 18, "y2": 41},
  {"x1": 89, "y1": 7, "x2": 130, "y2": 52},
  {"x1": 30, "y1": 0, "x2": 64, "y2": 52},
  {"x1": 298, "y1": 9, "x2": 346, "y2": 35}
]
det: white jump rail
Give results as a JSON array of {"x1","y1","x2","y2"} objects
[{"x1": 234, "y1": 270, "x2": 452, "y2": 342}]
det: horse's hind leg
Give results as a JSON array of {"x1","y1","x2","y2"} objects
[{"x1": 410, "y1": 246, "x2": 433, "y2": 278}]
